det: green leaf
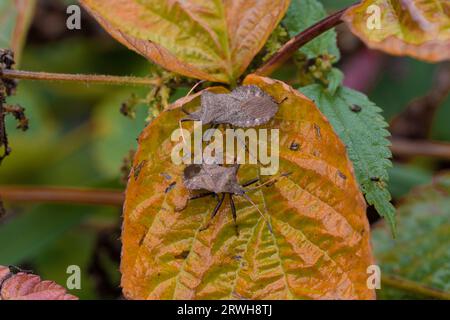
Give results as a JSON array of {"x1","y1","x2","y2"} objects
[
  {"x1": 282, "y1": 0, "x2": 340, "y2": 60},
  {"x1": 92, "y1": 87, "x2": 189, "y2": 179},
  {"x1": 300, "y1": 84, "x2": 396, "y2": 233},
  {"x1": 370, "y1": 58, "x2": 439, "y2": 121},
  {"x1": 92, "y1": 89, "x2": 148, "y2": 179},
  {"x1": 321, "y1": 0, "x2": 355, "y2": 11},
  {"x1": 0, "y1": 205, "x2": 88, "y2": 265},
  {"x1": 0, "y1": 0, "x2": 36, "y2": 65},
  {"x1": 34, "y1": 230, "x2": 98, "y2": 300},
  {"x1": 373, "y1": 173, "x2": 450, "y2": 299},
  {"x1": 326, "y1": 68, "x2": 343, "y2": 95},
  {"x1": 0, "y1": 202, "x2": 117, "y2": 266},
  {"x1": 388, "y1": 164, "x2": 432, "y2": 199}
]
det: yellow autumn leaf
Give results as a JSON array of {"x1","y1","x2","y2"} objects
[
  {"x1": 343, "y1": 0, "x2": 450, "y2": 62},
  {"x1": 121, "y1": 75, "x2": 375, "y2": 300},
  {"x1": 79, "y1": 0, "x2": 290, "y2": 84}
]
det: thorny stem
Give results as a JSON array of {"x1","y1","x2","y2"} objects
[
  {"x1": 256, "y1": 7, "x2": 349, "y2": 77},
  {"x1": 1, "y1": 69, "x2": 162, "y2": 87},
  {"x1": 391, "y1": 138, "x2": 450, "y2": 160},
  {"x1": 382, "y1": 274, "x2": 450, "y2": 300},
  {"x1": 0, "y1": 186, "x2": 124, "y2": 207}
]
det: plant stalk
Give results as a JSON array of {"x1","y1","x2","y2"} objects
[
  {"x1": 1, "y1": 69, "x2": 161, "y2": 87},
  {"x1": 0, "y1": 186, "x2": 124, "y2": 207},
  {"x1": 382, "y1": 274, "x2": 450, "y2": 300},
  {"x1": 391, "y1": 138, "x2": 450, "y2": 160},
  {"x1": 256, "y1": 8, "x2": 348, "y2": 77}
]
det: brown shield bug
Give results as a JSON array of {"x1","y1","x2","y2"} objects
[
  {"x1": 183, "y1": 163, "x2": 290, "y2": 235},
  {"x1": 181, "y1": 85, "x2": 283, "y2": 127}
]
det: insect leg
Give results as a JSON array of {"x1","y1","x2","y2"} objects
[
  {"x1": 8, "y1": 265, "x2": 33, "y2": 274},
  {"x1": 186, "y1": 80, "x2": 205, "y2": 97},
  {"x1": 245, "y1": 172, "x2": 292, "y2": 192},
  {"x1": 235, "y1": 134, "x2": 263, "y2": 167},
  {"x1": 203, "y1": 123, "x2": 220, "y2": 141},
  {"x1": 229, "y1": 194, "x2": 239, "y2": 236},
  {"x1": 200, "y1": 193, "x2": 225, "y2": 231},
  {"x1": 181, "y1": 105, "x2": 190, "y2": 115}
]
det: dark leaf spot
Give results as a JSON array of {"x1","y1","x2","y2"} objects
[
  {"x1": 313, "y1": 123, "x2": 322, "y2": 139},
  {"x1": 133, "y1": 160, "x2": 148, "y2": 181},
  {"x1": 337, "y1": 170, "x2": 347, "y2": 180},
  {"x1": 165, "y1": 182, "x2": 177, "y2": 193},
  {"x1": 175, "y1": 251, "x2": 190, "y2": 260},
  {"x1": 350, "y1": 105, "x2": 362, "y2": 113},
  {"x1": 290, "y1": 142, "x2": 300, "y2": 151}
]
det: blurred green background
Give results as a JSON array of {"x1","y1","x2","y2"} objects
[{"x1": 0, "y1": 0, "x2": 448, "y2": 299}]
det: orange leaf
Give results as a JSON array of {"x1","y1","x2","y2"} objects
[
  {"x1": 121, "y1": 76, "x2": 375, "y2": 300},
  {"x1": 343, "y1": 0, "x2": 450, "y2": 62},
  {"x1": 80, "y1": 0, "x2": 290, "y2": 83},
  {"x1": 0, "y1": 266, "x2": 78, "y2": 300}
]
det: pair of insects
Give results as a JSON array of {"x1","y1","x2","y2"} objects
[{"x1": 180, "y1": 85, "x2": 288, "y2": 235}]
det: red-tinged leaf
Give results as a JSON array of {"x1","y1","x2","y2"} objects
[
  {"x1": 0, "y1": 266, "x2": 78, "y2": 300},
  {"x1": 0, "y1": 266, "x2": 9, "y2": 283},
  {"x1": 79, "y1": 0, "x2": 290, "y2": 83},
  {"x1": 343, "y1": 0, "x2": 450, "y2": 62}
]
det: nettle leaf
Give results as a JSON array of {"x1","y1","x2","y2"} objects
[
  {"x1": 300, "y1": 85, "x2": 396, "y2": 233},
  {"x1": 326, "y1": 68, "x2": 344, "y2": 95},
  {"x1": 343, "y1": 0, "x2": 450, "y2": 62},
  {"x1": 121, "y1": 74, "x2": 374, "y2": 300},
  {"x1": 80, "y1": 0, "x2": 290, "y2": 84},
  {"x1": 373, "y1": 173, "x2": 450, "y2": 299},
  {"x1": 0, "y1": 266, "x2": 78, "y2": 300},
  {"x1": 283, "y1": 0, "x2": 340, "y2": 60},
  {"x1": 0, "y1": 0, "x2": 36, "y2": 64}
]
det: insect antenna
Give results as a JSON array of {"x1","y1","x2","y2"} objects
[
  {"x1": 179, "y1": 80, "x2": 205, "y2": 151},
  {"x1": 240, "y1": 193, "x2": 273, "y2": 234},
  {"x1": 245, "y1": 172, "x2": 292, "y2": 192},
  {"x1": 242, "y1": 178, "x2": 259, "y2": 187},
  {"x1": 186, "y1": 80, "x2": 205, "y2": 98}
]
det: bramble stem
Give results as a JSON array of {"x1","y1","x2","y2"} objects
[
  {"x1": 1, "y1": 69, "x2": 161, "y2": 87},
  {"x1": 256, "y1": 8, "x2": 348, "y2": 77},
  {"x1": 391, "y1": 138, "x2": 450, "y2": 160},
  {"x1": 382, "y1": 274, "x2": 450, "y2": 300},
  {"x1": 0, "y1": 186, "x2": 124, "y2": 207}
]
